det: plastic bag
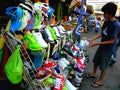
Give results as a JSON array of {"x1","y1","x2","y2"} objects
[{"x1": 4, "y1": 46, "x2": 23, "y2": 84}]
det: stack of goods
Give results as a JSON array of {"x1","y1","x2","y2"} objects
[{"x1": 0, "y1": 0, "x2": 89, "y2": 90}]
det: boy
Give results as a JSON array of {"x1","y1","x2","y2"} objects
[{"x1": 88, "y1": 2, "x2": 120, "y2": 87}]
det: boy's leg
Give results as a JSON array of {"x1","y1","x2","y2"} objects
[
  {"x1": 92, "y1": 64, "x2": 98, "y2": 77},
  {"x1": 98, "y1": 70, "x2": 106, "y2": 83},
  {"x1": 91, "y1": 70, "x2": 105, "y2": 87}
]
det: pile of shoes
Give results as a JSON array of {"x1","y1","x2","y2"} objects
[{"x1": 3, "y1": 1, "x2": 90, "y2": 90}]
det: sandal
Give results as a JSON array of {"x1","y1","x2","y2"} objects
[
  {"x1": 85, "y1": 74, "x2": 96, "y2": 78},
  {"x1": 91, "y1": 81, "x2": 103, "y2": 88}
]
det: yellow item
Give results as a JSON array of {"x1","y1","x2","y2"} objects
[
  {"x1": 24, "y1": 41, "x2": 28, "y2": 49},
  {"x1": 5, "y1": 20, "x2": 11, "y2": 31},
  {"x1": 0, "y1": 37, "x2": 4, "y2": 49},
  {"x1": 16, "y1": 34, "x2": 23, "y2": 40}
]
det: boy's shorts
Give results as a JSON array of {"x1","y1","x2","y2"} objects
[{"x1": 93, "y1": 47, "x2": 112, "y2": 70}]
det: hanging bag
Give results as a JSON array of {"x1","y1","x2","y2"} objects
[{"x1": 4, "y1": 46, "x2": 23, "y2": 84}]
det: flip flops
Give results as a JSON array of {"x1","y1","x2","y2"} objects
[
  {"x1": 85, "y1": 73, "x2": 96, "y2": 78},
  {"x1": 91, "y1": 81, "x2": 103, "y2": 88}
]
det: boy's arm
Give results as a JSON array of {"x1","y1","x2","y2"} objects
[
  {"x1": 89, "y1": 38, "x2": 115, "y2": 47},
  {"x1": 88, "y1": 31, "x2": 102, "y2": 41}
]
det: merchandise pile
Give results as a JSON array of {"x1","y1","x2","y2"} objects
[{"x1": 0, "y1": 0, "x2": 90, "y2": 90}]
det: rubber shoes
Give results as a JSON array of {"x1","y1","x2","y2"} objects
[
  {"x1": 75, "y1": 56, "x2": 86, "y2": 68},
  {"x1": 59, "y1": 25, "x2": 66, "y2": 32},
  {"x1": 33, "y1": 2, "x2": 42, "y2": 13},
  {"x1": 63, "y1": 84, "x2": 68, "y2": 90},
  {"x1": 32, "y1": 31, "x2": 48, "y2": 48},
  {"x1": 47, "y1": 26, "x2": 58, "y2": 40},
  {"x1": 23, "y1": 33, "x2": 42, "y2": 51},
  {"x1": 75, "y1": 63, "x2": 84, "y2": 72},
  {"x1": 57, "y1": 26, "x2": 65, "y2": 35},
  {"x1": 59, "y1": 58, "x2": 70, "y2": 65},
  {"x1": 44, "y1": 60, "x2": 57, "y2": 69},
  {"x1": 66, "y1": 79, "x2": 77, "y2": 90},
  {"x1": 24, "y1": 14, "x2": 35, "y2": 30},
  {"x1": 71, "y1": 45, "x2": 79, "y2": 56},
  {"x1": 74, "y1": 69, "x2": 83, "y2": 77},
  {"x1": 19, "y1": 10, "x2": 31, "y2": 30},
  {"x1": 32, "y1": 51, "x2": 45, "y2": 69},
  {"x1": 53, "y1": 26, "x2": 61, "y2": 38},
  {"x1": 40, "y1": 30, "x2": 54, "y2": 43},
  {"x1": 47, "y1": 6, "x2": 54, "y2": 18},
  {"x1": 64, "y1": 41, "x2": 71, "y2": 51},
  {"x1": 35, "y1": 67, "x2": 51, "y2": 83},
  {"x1": 58, "y1": 60, "x2": 67, "y2": 70},
  {"x1": 54, "y1": 75, "x2": 64, "y2": 90},
  {"x1": 33, "y1": 13, "x2": 43, "y2": 29},
  {"x1": 43, "y1": 77, "x2": 54, "y2": 87},
  {"x1": 73, "y1": 73, "x2": 83, "y2": 83},
  {"x1": 80, "y1": 39, "x2": 89, "y2": 47},
  {"x1": 45, "y1": 28, "x2": 54, "y2": 41}
]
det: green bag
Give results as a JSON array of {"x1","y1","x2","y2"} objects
[{"x1": 4, "y1": 46, "x2": 23, "y2": 84}]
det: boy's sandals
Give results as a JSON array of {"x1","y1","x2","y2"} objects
[
  {"x1": 91, "y1": 81, "x2": 103, "y2": 88},
  {"x1": 85, "y1": 74, "x2": 96, "y2": 78}
]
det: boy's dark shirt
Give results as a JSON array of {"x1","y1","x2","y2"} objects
[{"x1": 100, "y1": 20, "x2": 120, "y2": 53}]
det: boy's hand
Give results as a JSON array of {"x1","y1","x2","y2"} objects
[{"x1": 88, "y1": 41, "x2": 98, "y2": 48}]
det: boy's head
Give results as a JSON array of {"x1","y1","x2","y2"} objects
[{"x1": 101, "y1": 2, "x2": 117, "y2": 17}]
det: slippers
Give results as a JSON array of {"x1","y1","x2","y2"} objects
[
  {"x1": 85, "y1": 74, "x2": 96, "y2": 78},
  {"x1": 91, "y1": 81, "x2": 103, "y2": 88}
]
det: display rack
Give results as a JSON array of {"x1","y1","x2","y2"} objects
[{"x1": 1, "y1": 30, "x2": 47, "y2": 90}]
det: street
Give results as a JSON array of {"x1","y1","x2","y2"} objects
[{"x1": 79, "y1": 30, "x2": 120, "y2": 90}]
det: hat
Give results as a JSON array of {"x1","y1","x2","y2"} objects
[{"x1": 6, "y1": 7, "x2": 23, "y2": 32}]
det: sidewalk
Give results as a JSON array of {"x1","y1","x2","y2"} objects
[{"x1": 79, "y1": 30, "x2": 120, "y2": 90}]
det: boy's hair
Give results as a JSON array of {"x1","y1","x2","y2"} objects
[{"x1": 101, "y1": 2, "x2": 117, "y2": 16}]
